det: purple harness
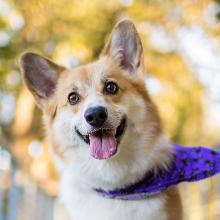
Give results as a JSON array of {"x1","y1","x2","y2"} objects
[{"x1": 94, "y1": 144, "x2": 220, "y2": 200}]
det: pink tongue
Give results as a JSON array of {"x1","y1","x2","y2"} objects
[{"x1": 89, "y1": 131, "x2": 117, "y2": 160}]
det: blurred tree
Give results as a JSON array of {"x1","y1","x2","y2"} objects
[{"x1": 0, "y1": 0, "x2": 220, "y2": 196}]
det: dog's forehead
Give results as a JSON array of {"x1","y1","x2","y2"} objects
[{"x1": 58, "y1": 58, "x2": 119, "y2": 92}]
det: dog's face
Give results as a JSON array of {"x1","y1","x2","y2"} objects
[{"x1": 19, "y1": 20, "x2": 162, "y2": 174}]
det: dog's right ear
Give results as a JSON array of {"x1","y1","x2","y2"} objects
[{"x1": 19, "y1": 52, "x2": 65, "y2": 108}]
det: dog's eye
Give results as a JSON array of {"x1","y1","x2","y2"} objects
[
  {"x1": 104, "y1": 81, "x2": 119, "y2": 95},
  {"x1": 68, "y1": 92, "x2": 80, "y2": 105}
]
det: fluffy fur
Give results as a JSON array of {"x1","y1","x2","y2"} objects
[{"x1": 19, "y1": 20, "x2": 182, "y2": 220}]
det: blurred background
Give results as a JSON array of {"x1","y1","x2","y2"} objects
[{"x1": 0, "y1": 0, "x2": 220, "y2": 219}]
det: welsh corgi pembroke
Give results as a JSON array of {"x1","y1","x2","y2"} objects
[{"x1": 19, "y1": 20, "x2": 182, "y2": 220}]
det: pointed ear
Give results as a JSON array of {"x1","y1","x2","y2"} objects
[
  {"x1": 19, "y1": 52, "x2": 65, "y2": 108},
  {"x1": 101, "y1": 19, "x2": 144, "y2": 75}
]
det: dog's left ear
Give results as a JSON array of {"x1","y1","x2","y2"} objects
[{"x1": 101, "y1": 19, "x2": 144, "y2": 75}]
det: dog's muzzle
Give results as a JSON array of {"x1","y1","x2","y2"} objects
[{"x1": 75, "y1": 116, "x2": 127, "y2": 160}]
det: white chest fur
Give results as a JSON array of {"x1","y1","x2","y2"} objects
[
  {"x1": 59, "y1": 172, "x2": 167, "y2": 220},
  {"x1": 55, "y1": 135, "x2": 172, "y2": 220}
]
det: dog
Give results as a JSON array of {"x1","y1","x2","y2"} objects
[{"x1": 19, "y1": 19, "x2": 182, "y2": 220}]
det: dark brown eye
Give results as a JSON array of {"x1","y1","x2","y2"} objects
[
  {"x1": 104, "y1": 81, "x2": 119, "y2": 95},
  {"x1": 68, "y1": 92, "x2": 80, "y2": 105}
]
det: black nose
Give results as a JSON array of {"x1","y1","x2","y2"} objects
[{"x1": 84, "y1": 106, "x2": 108, "y2": 127}]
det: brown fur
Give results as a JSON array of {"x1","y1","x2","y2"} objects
[
  {"x1": 45, "y1": 57, "x2": 181, "y2": 219},
  {"x1": 42, "y1": 57, "x2": 162, "y2": 160},
  {"x1": 166, "y1": 187, "x2": 183, "y2": 220},
  {"x1": 19, "y1": 19, "x2": 182, "y2": 220}
]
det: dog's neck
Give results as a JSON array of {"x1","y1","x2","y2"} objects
[{"x1": 57, "y1": 134, "x2": 173, "y2": 192}]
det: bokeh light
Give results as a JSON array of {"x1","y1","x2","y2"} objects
[{"x1": 0, "y1": 0, "x2": 220, "y2": 219}]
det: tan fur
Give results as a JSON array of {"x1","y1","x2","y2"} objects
[
  {"x1": 43, "y1": 57, "x2": 182, "y2": 219},
  {"x1": 43, "y1": 57, "x2": 162, "y2": 161},
  {"x1": 165, "y1": 187, "x2": 183, "y2": 220},
  {"x1": 20, "y1": 19, "x2": 182, "y2": 220}
]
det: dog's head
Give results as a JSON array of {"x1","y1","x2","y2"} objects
[{"x1": 19, "y1": 20, "x2": 163, "y2": 173}]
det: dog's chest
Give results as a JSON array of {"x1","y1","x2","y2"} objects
[{"x1": 60, "y1": 179, "x2": 167, "y2": 220}]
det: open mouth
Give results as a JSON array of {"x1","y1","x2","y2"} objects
[{"x1": 75, "y1": 116, "x2": 127, "y2": 160}]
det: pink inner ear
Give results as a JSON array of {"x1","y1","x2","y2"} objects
[
  {"x1": 26, "y1": 66, "x2": 57, "y2": 99},
  {"x1": 108, "y1": 23, "x2": 142, "y2": 75},
  {"x1": 120, "y1": 57, "x2": 136, "y2": 74},
  {"x1": 37, "y1": 72, "x2": 56, "y2": 98}
]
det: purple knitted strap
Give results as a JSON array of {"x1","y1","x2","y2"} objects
[{"x1": 94, "y1": 144, "x2": 220, "y2": 200}]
